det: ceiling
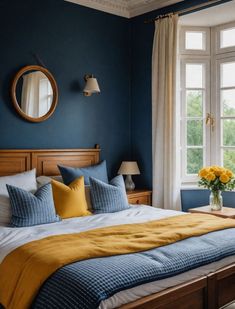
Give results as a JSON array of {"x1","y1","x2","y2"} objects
[
  {"x1": 180, "y1": 0, "x2": 235, "y2": 26},
  {"x1": 65, "y1": 0, "x2": 182, "y2": 18}
]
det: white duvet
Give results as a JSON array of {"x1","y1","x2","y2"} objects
[
  {"x1": 0, "y1": 205, "x2": 181, "y2": 264},
  {"x1": 0, "y1": 205, "x2": 235, "y2": 309}
]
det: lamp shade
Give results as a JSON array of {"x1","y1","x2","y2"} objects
[
  {"x1": 118, "y1": 161, "x2": 140, "y2": 175},
  {"x1": 83, "y1": 77, "x2": 100, "y2": 95}
]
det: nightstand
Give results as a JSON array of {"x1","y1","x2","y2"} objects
[
  {"x1": 188, "y1": 206, "x2": 235, "y2": 219},
  {"x1": 127, "y1": 190, "x2": 152, "y2": 206}
]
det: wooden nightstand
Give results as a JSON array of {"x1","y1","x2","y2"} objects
[
  {"x1": 188, "y1": 206, "x2": 235, "y2": 219},
  {"x1": 127, "y1": 190, "x2": 152, "y2": 206}
]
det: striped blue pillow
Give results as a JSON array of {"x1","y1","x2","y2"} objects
[
  {"x1": 6, "y1": 183, "x2": 60, "y2": 227},
  {"x1": 90, "y1": 175, "x2": 130, "y2": 214}
]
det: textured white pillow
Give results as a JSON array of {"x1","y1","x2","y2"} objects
[
  {"x1": 36, "y1": 175, "x2": 63, "y2": 187},
  {"x1": 37, "y1": 175, "x2": 92, "y2": 211},
  {"x1": 0, "y1": 169, "x2": 37, "y2": 225}
]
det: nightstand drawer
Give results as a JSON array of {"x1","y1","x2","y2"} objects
[
  {"x1": 127, "y1": 190, "x2": 152, "y2": 206},
  {"x1": 128, "y1": 195, "x2": 150, "y2": 205}
]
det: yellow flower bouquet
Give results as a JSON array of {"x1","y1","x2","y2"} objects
[{"x1": 198, "y1": 166, "x2": 235, "y2": 210}]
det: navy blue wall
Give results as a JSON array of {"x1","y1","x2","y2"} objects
[
  {"x1": 0, "y1": 0, "x2": 131, "y2": 177},
  {"x1": 0, "y1": 0, "x2": 231, "y2": 185},
  {"x1": 130, "y1": 0, "x2": 232, "y2": 189}
]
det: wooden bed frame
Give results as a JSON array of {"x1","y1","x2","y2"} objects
[
  {"x1": 0, "y1": 146, "x2": 100, "y2": 177},
  {"x1": 0, "y1": 146, "x2": 235, "y2": 309}
]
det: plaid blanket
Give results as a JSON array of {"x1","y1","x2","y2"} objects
[{"x1": 32, "y1": 228, "x2": 235, "y2": 309}]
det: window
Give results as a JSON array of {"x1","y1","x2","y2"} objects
[
  {"x1": 218, "y1": 60, "x2": 235, "y2": 172},
  {"x1": 185, "y1": 31, "x2": 204, "y2": 50},
  {"x1": 39, "y1": 78, "x2": 53, "y2": 117},
  {"x1": 180, "y1": 22, "x2": 235, "y2": 185},
  {"x1": 220, "y1": 27, "x2": 235, "y2": 49},
  {"x1": 216, "y1": 22, "x2": 235, "y2": 54},
  {"x1": 181, "y1": 59, "x2": 210, "y2": 183},
  {"x1": 180, "y1": 27, "x2": 210, "y2": 55}
]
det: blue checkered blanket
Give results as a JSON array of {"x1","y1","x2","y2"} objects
[{"x1": 31, "y1": 228, "x2": 235, "y2": 309}]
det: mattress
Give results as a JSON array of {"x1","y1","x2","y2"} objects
[{"x1": 0, "y1": 205, "x2": 235, "y2": 308}]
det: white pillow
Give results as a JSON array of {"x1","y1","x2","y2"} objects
[
  {"x1": 37, "y1": 175, "x2": 63, "y2": 187},
  {"x1": 0, "y1": 169, "x2": 37, "y2": 225},
  {"x1": 37, "y1": 175, "x2": 92, "y2": 211}
]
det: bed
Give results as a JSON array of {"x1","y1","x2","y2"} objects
[{"x1": 0, "y1": 147, "x2": 235, "y2": 309}]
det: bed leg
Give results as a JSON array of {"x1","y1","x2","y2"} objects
[{"x1": 207, "y1": 273, "x2": 219, "y2": 309}]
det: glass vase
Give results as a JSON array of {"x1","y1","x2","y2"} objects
[{"x1": 210, "y1": 190, "x2": 223, "y2": 211}]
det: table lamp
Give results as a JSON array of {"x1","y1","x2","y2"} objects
[{"x1": 118, "y1": 161, "x2": 140, "y2": 191}]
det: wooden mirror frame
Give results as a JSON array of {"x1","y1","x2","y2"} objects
[{"x1": 11, "y1": 65, "x2": 58, "y2": 123}]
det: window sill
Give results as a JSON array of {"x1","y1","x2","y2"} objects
[{"x1": 180, "y1": 184, "x2": 206, "y2": 190}]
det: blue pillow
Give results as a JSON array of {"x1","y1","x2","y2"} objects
[
  {"x1": 90, "y1": 175, "x2": 130, "y2": 214},
  {"x1": 6, "y1": 183, "x2": 60, "y2": 227},
  {"x1": 58, "y1": 161, "x2": 108, "y2": 185}
]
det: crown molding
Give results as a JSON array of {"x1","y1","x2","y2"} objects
[
  {"x1": 129, "y1": 0, "x2": 182, "y2": 18},
  {"x1": 65, "y1": 0, "x2": 130, "y2": 18},
  {"x1": 65, "y1": 0, "x2": 182, "y2": 18}
]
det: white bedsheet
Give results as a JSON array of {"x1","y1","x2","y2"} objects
[
  {"x1": 0, "y1": 206, "x2": 234, "y2": 309},
  {"x1": 0, "y1": 206, "x2": 181, "y2": 264}
]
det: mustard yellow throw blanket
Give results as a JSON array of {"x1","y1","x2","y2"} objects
[{"x1": 1, "y1": 213, "x2": 235, "y2": 309}]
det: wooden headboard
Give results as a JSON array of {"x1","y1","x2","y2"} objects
[{"x1": 0, "y1": 146, "x2": 100, "y2": 177}]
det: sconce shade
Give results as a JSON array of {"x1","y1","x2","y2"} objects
[
  {"x1": 83, "y1": 76, "x2": 100, "y2": 96},
  {"x1": 118, "y1": 161, "x2": 140, "y2": 175}
]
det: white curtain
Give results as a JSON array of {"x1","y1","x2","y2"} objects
[
  {"x1": 21, "y1": 71, "x2": 52, "y2": 118},
  {"x1": 152, "y1": 14, "x2": 181, "y2": 210}
]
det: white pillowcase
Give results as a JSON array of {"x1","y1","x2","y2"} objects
[
  {"x1": 36, "y1": 175, "x2": 63, "y2": 187},
  {"x1": 0, "y1": 169, "x2": 37, "y2": 226}
]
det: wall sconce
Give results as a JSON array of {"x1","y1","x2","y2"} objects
[{"x1": 83, "y1": 74, "x2": 100, "y2": 96}]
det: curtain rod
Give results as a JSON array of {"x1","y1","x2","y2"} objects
[{"x1": 144, "y1": 0, "x2": 224, "y2": 24}]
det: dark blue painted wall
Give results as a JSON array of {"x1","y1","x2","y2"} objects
[
  {"x1": 0, "y1": 0, "x2": 231, "y2": 185},
  {"x1": 181, "y1": 189, "x2": 235, "y2": 212},
  {"x1": 130, "y1": 0, "x2": 232, "y2": 189},
  {"x1": 0, "y1": 0, "x2": 131, "y2": 177}
]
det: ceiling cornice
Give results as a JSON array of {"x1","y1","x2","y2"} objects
[
  {"x1": 129, "y1": 0, "x2": 183, "y2": 18},
  {"x1": 65, "y1": 0, "x2": 130, "y2": 18},
  {"x1": 65, "y1": 0, "x2": 182, "y2": 18}
]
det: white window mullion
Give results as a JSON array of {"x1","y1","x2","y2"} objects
[
  {"x1": 205, "y1": 58, "x2": 211, "y2": 169},
  {"x1": 180, "y1": 61, "x2": 187, "y2": 183}
]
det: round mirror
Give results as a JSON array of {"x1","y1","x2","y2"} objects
[{"x1": 11, "y1": 65, "x2": 58, "y2": 122}]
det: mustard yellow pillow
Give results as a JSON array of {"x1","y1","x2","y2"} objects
[{"x1": 51, "y1": 176, "x2": 91, "y2": 219}]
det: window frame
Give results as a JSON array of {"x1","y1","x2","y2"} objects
[
  {"x1": 180, "y1": 22, "x2": 235, "y2": 187},
  {"x1": 215, "y1": 21, "x2": 235, "y2": 55},
  {"x1": 179, "y1": 26, "x2": 211, "y2": 56},
  {"x1": 180, "y1": 56, "x2": 211, "y2": 184},
  {"x1": 213, "y1": 53, "x2": 235, "y2": 169}
]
